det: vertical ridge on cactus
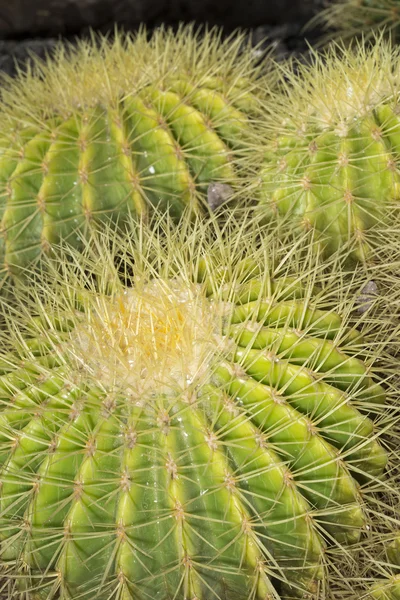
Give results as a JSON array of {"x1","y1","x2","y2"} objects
[
  {"x1": 0, "y1": 211, "x2": 399, "y2": 600},
  {"x1": 0, "y1": 25, "x2": 271, "y2": 279}
]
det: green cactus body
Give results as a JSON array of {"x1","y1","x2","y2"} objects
[
  {"x1": 0, "y1": 221, "x2": 390, "y2": 600},
  {"x1": 369, "y1": 576, "x2": 400, "y2": 599},
  {"x1": 388, "y1": 537, "x2": 400, "y2": 568},
  {"x1": 0, "y1": 28, "x2": 267, "y2": 278},
  {"x1": 258, "y1": 40, "x2": 400, "y2": 261}
]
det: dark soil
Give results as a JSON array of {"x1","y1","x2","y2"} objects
[{"x1": 0, "y1": 0, "x2": 328, "y2": 77}]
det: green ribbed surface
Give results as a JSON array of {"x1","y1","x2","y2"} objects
[
  {"x1": 0, "y1": 25, "x2": 270, "y2": 280},
  {"x1": 259, "y1": 103, "x2": 400, "y2": 260},
  {"x1": 0, "y1": 275, "x2": 388, "y2": 600},
  {"x1": 0, "y1": 76, "x2": 252, "y2": 276}
]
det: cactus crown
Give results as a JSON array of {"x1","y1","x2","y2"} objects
[
  {"x1": 69, "y1": 276, "x2": 230, "y2": 395},
  {"x1": 1, "y1": 26, "x2": 268, "y2": 121},
  {"x1": 265, "y1": 37, "x2": 400, "y2": 133}
]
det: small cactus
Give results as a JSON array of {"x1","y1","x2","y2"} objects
[
  {"x1": 0, "y1": 213, "x2": 398, "y2": 600},
  {"x1": 257, "y1": 38, "x2": 400, "y2": 261},
  {"x1": 0, "y1": 26, "x2": 270, "y2": 279}
]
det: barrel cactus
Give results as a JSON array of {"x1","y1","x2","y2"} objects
[
  {"x1": 0, "y1": 25, "x2": 270, "y2": 280},
  {"x1": 257, "y1": 38, "x2": 400, "y2": 261},
  {"x1": 0, "y1": 212, "x2": 397, "y2": 600}
]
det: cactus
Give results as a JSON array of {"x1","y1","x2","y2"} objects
[
  {"x1": 0, "y1": 26, "x2": 270, "y2": 280},
  {"x1": 365, "y1": 536, "x2": 400, "y2": 599},
  {"x1": 364, "y1": 535, "x2": 400, "y2": 600},
  {"x1": 388, "y1": 538, "x2": 400, "y2": 568},
  {"x1": 257, "y1": 38, "x2": 400, "y2": 261},
  {"x1": 318, "y1": 0, "x2": 400, "y2": 42},
  {"x1": 369, "y1": 576, "x2": 400, "y2": 599},
  {"x1": 0, "y1": 212, "x2": 398, "y2": 600}
]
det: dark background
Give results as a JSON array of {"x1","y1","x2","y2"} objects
[{"x1": 0, "y1": 0, "x2": 326, "y2": 77}]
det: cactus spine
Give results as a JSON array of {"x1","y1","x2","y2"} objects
[{"x1": 0, "y1": 213, "x2": 398, "y2": 600}]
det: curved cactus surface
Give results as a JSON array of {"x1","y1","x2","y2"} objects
[
  {"x1": 0, "y1": 27, "x2": 268, "y2": 278},
  {"x1": 0, "y1": 216, "x2": 393, "y2": 600},
  {"x1": 258, "y1": 39, "x2": 400, "y2": 261},
  {"x1": 369, "y1": 576, "x2": 400, "y2": 599}
]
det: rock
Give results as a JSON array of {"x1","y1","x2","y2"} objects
[
  {"x1": 207, "y1": 183, "x2": 234, "y2": 212},
  {"x1": 356, "y1": 280, "x2": 378, "y2": 314}
]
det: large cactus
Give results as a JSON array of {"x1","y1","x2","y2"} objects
[
  {"x1": 257, "y1": 38, "x2": 400, "y2": 261},
  {"x1": 0, "y1": 213, "x2": 397, "y2": 600},
  {"x1": 0, "y1": 26, "x2": 269, "y2": 279}
]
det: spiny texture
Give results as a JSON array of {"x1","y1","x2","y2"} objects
[
  {"x1": 342, "y1": 532, "x2": 400, "y2": 599},
  {"x1": 0, "y1": 26, "x2": 269, "y2": 279},
  {"x1": 257, "y1": 38, "x2": 400, "y2": 261},
  {"x1": 319, "y1": 0, "x2": 400, "y2": 42},
  {"x1": 369, "y1": 576, "x2": 400, "y2": 599},
  {"x1": 361, "y1": 533, "x2": 400, "y2": 598},
  {"x1": 0, "y1": 213, "x2": 399, "y2": 600}
]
